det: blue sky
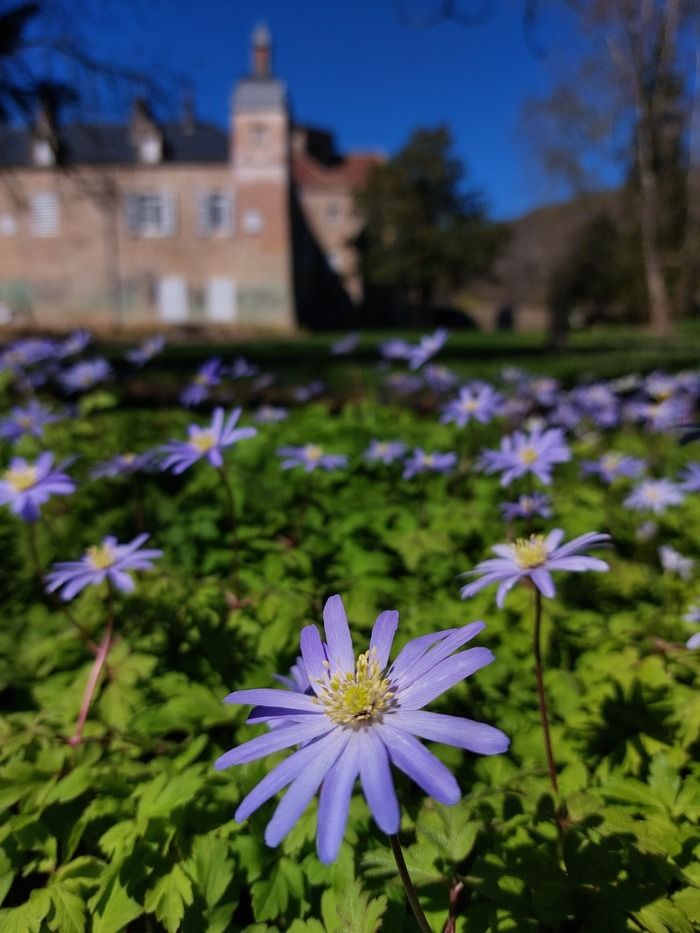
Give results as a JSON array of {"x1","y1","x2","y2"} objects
[{"x1": 76, "y1": 0, "x2": 623, "y2": 219}]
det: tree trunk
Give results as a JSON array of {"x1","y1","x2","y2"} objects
[{"x1": 637, "y1": 117, "x2": 674, "y2": 336}]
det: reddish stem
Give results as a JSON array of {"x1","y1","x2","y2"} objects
[{"x1": 68, "y1": 617, "x2": 113, "y2": 747}]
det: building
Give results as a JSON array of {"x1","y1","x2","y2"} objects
[{"x1": 0, "y1": 25, "x2": 382, "y2": 331}]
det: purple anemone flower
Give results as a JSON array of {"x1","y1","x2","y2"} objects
[
  {"x1": 402, "y1": 448, "x2": 457, "y2": 479},
  {"x1": 624, "y1": 479, "x2": 685, "y2": 514},
  {"x1": 678, "y1": 463, "x2": 700, "y2": 492},
  {"x1": 423, "y1": 365, "x2": 458, "y2": 393},
  {"x1": 0, "y1": 452, "x2": 75, "y2": 522},
  {"x1": 292, "y1": 381, "x2": 325, "y2": 403},
  {"x1": 60, "y1": 358, "x2": 111, "y2": 393},
  {"x1": 479, "y1": 425, "x2": 571, "y2": 487},
  {"x1": 460, "y1": 530, "x2": 610, "y2": 607},
  {"x1": 215, "y1": 595, "x2": 509, "y2": 863},
  {"x1": 0, "y1": 400, "x2": 60, "y2": 441},
  {"x1": 500, "y1": 493, "x2": 553, "y2": 521},
  {"x1": 580, "y1": 451, "x2": 646, "y2": 485},
  {"x1": 180, "y1": 358, "x2": 223, "y2": 407},
  {"x1": 331, "y1": 332, "x2": 360, "y2": 356},
  {"x1": 1, "y1": 338, "x2": 56, "y2": 371},
  {"x1": 126, "y1": 335, "x2": 165, "y2": 367},
  {"x1": 408, "y1": 328, "x2": 449, "y2": 370},
  {"x1": 277, "y1": 444, "x2": 347, "y2": 472},
  {"x1": 160, "y1": 407, "x2": 257, "y2": 474},
  {"x1": 45, "y1": 533, "x2": 162, "y2": 600},
  {"x1": 229, "y1": 356, "x2": 259, "y2": 379},
  {"x1": 91, "y1": 451, "x2": 156, "y2": 479},
  {"x1": 58, "y1": 330, "x2": 92, "y2": 358},
  {"x1": 659, "y1": 545, "x2": 693, "y2": 580},
  {"x1": 364, "y1": 439, "x2": 407, "y2": 465},
  {"x1": 441, "y1": 384, "x2": 503, "y2": 427},
  {"x1": 379, "y1": 338, "x2": 412, "y2": 362},
  {"x1": 683, "y1": 606, "x2": 700, "y2": 649},
  {"x1": 254, "y1": 405, "x2": 289, "y2": 424}
]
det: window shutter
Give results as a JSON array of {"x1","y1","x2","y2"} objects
[
  {"x1": 221, "y1": 194, "x2": 234, "y2": 234},
  {"x1": 162, "y1": 193, "x2": 178, "y2": 236}
]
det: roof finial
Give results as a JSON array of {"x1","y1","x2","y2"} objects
[{"x1": 251, "y1": 22, "x2": 272, "y2": 78}]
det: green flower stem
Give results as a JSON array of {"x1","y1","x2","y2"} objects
[
  {"x1": 533, "y1": 588, "x2": 559, "y2": 796},
  {"x1": 389, "y1": 834, "x2": 433, "y2": 933},
  {"x1": 216, "y1": 466, "x2": 240, "y2": 590}
]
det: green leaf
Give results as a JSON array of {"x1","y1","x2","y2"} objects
[
  {"x1": 92, "y1": 877, "x2": 143, "y2": 933},
  {"x1": 136, "y1": 768, "x2": 204, "y2": 829},
  {"x1": 322, "y1": 881, "x2": 386, "y2": 933},
  {"x1": 0, "y1": 889, "x2": 51, "y2": 933},
  {"x1": 416, "y1": 801, "x2": 479, "y2": 864},
  {"x1": 187, "y1": 835, "x2": 234, "y2": 909},
  {"x1": 251, "y1": 858, "x2": 303, "y2": 922},
  {"x1": 145, "y1": 863, "x2": 194, "y2": 933},
  {"x1": 0, "y1": 848, "x2": 14, "y2": 907},
  {"x1": 47, "y1": 883, "x2": 86, "y2": 933},
  {"x1": 633, "y1": 898, "x2": 694, "y2": 933},
  {"x1": 648, "y1": 754, "x2": 680, "y2": 811}
]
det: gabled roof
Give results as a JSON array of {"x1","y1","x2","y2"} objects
[
  {"x1": 292, "y1": 151, "x2": 384, "y2": 190},
  {"x1": 0, "y1": 121, "x2": 229, "y2": 167}
]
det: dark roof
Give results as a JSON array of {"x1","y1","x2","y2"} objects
[{"x1": 0, "y1": 120, "x2": 229, "y2": 167}]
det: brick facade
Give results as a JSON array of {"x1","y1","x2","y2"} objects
[{"x1": 0, "y1": 27, "x2": 382, "y2": 332}]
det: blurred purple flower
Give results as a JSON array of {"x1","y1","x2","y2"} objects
[
  {"x1": 364, "y1": 439, "x2": 407, "y2": 465},
  {"x1": 126, "y1": 335, "x2": 165, "y2": 367},
  {"x1": 277, "y1": 444, "x2": 347, "y2": 472},
  {"x1": 331, "y1": 332, "x2": 359, "y2": 355},
  {"x1": 460, "y1": 530, "x2": 610, "y2": 607},
  {"x1": 408, "y1": 328, "x2": 449, "y2": 370},
  {"x1": 254, "y1": 405, "x2": 289, "y2": 423},
  {"x1": 423, "y1": 364, "x2": 457, "y2": 393},
  {"x1": 659, "y1": 545, "x2": 693, "y2": 580},
  {"x1": 215, "y1": 594, "x2": 508, "y2": 863},
  {"x1": 678, "y1": 463, "x2": 700, "y2": 492},
  {"x1": 402, "y1": 448, "x2": 457, "y2": 479},
  {"x1": 500, "y1": 493, "x2": 553, "y2": 521},
  {"x1": 0, "y1": 452, "x2": 75, "y2": 521},
  {"x1": 91, "y1": 451, "x2": 156, "y2": 479},
  {"x1": 161, "y1": 407, "x2": 257, "y2": 474},
  {"x1": 293, "y1": 380, "x2": 325, "y2": 403},
  {"x1": 379, "y1": 338, "x2": 412, "y2": 362},
  {"x1": 45, "y1": 533, "x2": 162, "y2": 600},
  {"x1": 624, "y1": 479, "x2": 685, "y2": 514},
  {"x1": 180, "y1": 358, "x2": 222, "y2": 406},
  {"x1": 480, "y1": 425, "x2": 571, "y2": 487},
  {"x1": 0, "y1": 400, "x2": 60, "y2": 441},
  {"x1": 581, "y1": 451, "x2": 646, "y2": 484},
  {"x1": 229, "y1": 356, "x2": 259, "y2": 379},
  {"x1": 60, "y1": 358, "x2": 111, "y2": 393},
  {"x1": 58, "y1": 330, "x2": 92, "y2": 358},
  {"x1": 441, "y1": 384, "x2": 503, "y2": 427}
]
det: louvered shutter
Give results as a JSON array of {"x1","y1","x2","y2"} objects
[
  {"x1": 162, "y1": 193, "x2": 178, "y2": 236},
  {"x1": 125, "y1": 194, "x2": 140, "y2": 234},
  {"x1": 197, "y1": 193, "x2": 210, "y2": 236}
]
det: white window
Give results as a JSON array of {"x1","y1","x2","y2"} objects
[
  {"x1": 327, "y1": 251, "x2": 343, "y2": 273},
  {"x1": 139, "y1": 136, "x2": 162, "y2": 164},
  {"x1": 31, "y1": 192, "x2": 59, "y2": 236},
  {"x1": 33, "y1": 140, "x2": 55, "y2": 167},
  {"x1": 125, "y1": 193, "x2": 177, "y2": 237},
  {"x1": 0, "y1": 214, "x2": 17, "y2": 236},
  {"x1": 205, "y1": 278, "x2": 237, "y2": 322},
  {"x1": 198, "y1": 192, "x2": 233, "y2": 236},
  {"x1": 157, "y1": 276, "x2": 188, "y2": 322},
  {"x1": 242, "y1": 208, "x2": 263, "y2": 235}
]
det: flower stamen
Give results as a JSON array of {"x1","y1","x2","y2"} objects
[
  {"x1": 317, "y1": 649, "x2": 395, "y2": 726},
  {"x1": 513, "y1": 534, "x2": 549, "y2": 569}
]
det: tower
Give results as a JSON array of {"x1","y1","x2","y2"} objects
[{"x1": 231, "y1": 24, "x2": 295, "y2": 329}]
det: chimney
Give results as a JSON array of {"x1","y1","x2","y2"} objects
[
  {"x1": 130, "y1": 98, "x2": 163, "y2": 164},
  {"x1": 252, "y1": 22, "x2": 272, "y2": 78}
]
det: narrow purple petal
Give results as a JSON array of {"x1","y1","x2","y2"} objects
[
  {"x1": 235, "y1": 730, "x2": 341, "y2": 822},
  {"x1": 323, "y1": 595, "x2": 354, "y2": 674},
  {"x1": 215, "y1": 717, "x2": 332, "y2": 770},
  {"x1": 224, "y1": 688, "x2": 319, "y2": 712},
  {"x1": 300, "y1": 625, "x2": 328, "y2": 690},
  {"x1": 264, "y1": 731, "x2": 350, "y2": 846},
  {"x1": 393, "y1": 621, "x2": 486, "y2": 689},
  {"x1": 369, "y1": 610, "x2": 399, "y2": 669},
  {"x1": 397, "y1": 647, "x2": 495, "y2": 709},
  {"x1": 389, "y1": 710, "x2": 510, "y2": 755},
  {"x1": 377, "y1": 724, "x2": 461, "y2": 804},
  {"x1": 496, "y1": 575, "x2": 521, "y2": 607},
  {"x1": 359, "y1": 730, "x2": 400, "y2": 834},
  {"x1": 316, "y1": 734, "x2": 362, "y2": 863},
  {"x1": 530, "y1": 568, "x2": 555, "y2": 598},
  {"x1": 389, "y1": 631, "x2": 455, "y2": 682}
]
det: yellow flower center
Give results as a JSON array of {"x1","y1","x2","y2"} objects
[
  {"x1": 17, "y1": 415, "x2": 33, "y2": 428},
  {"x1": 190, "y1": 430, "x2": 217, "y2": 453},
  {"x1": 316, "y1": 650, "x2": 395, "y2": 726},
  {"x1": 375, "y1": 443, "x2": 390, "y2": 456},
  {"x1": 462, "y1": 398, "x2": 479, "y2": 412},
  {"x1": 86, "y1": 542, "x2": 117, "y2": 570},
  {"x1": 304, "y1": 444, "x2": 323, "y2": 462},
  {"x1": 519, "y1": 446, "x2": 539, "y2": 465},
  {"x1": 4, "y1": 465, "x2": 38, "y2": 491},
  {"x1": 423, "y1": 454, "x2": 435, "y2": 467},
  {"x1": 602, "y1": 453, "x2": 621, "y2": 471},
  {"x1": 513, "y1": 534, "x2": 549, "y2": 569},
  {"x1": 122, "y1": 453, "x2": 136, "y2": 464}
]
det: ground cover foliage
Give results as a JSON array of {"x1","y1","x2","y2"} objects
[{"x1": 1, "y1": 337, "x2": 700, "y2": 932}]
